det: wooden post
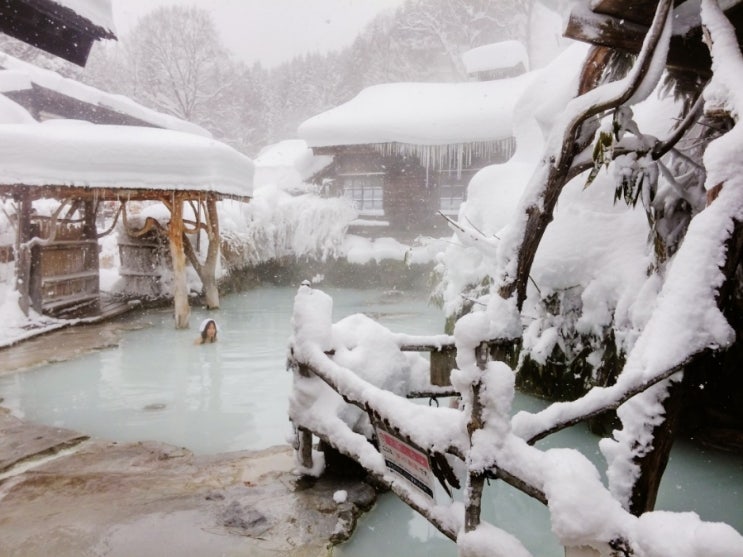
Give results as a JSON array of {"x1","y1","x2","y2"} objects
[
  {"x1": 298, "y1": 427, "x2": 314, "y2": 470},
  {"x1": 168, "y1": 193, "x2": 190, "y2": 329},
  {"x1": 202, "y1": 196, "x2": 220, "y2": 309},
  {"x1": 28, "y1": 232, "x2": 42, "y2": 313},
  {"x1": 14, "y1": 191, "x2": 31, "y2": 316},
  {"x1": 297, "y1": 363, "x2": 314, "y2": 470},
  {"x1": 82, "y1": 199, "x2": 100, "y2": 313},
  {"x1": 430, "y1": 345, "x2": 456, "y2": 386},
  {"x1": 464, "y1": 341, "x2": 489, "y2": 532}
]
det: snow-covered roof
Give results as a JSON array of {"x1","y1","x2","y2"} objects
[
  {"x1": 0, "y1": 52, "x2": 210, "y2": 137},
  {"x1": 253, "y1": 139, "x2": 332, "y2": 190},
  {"x1": 0, "y1": 119, "x2": 253, "y2": 198},
  {"x1": 462, "y1": 40, "x2": 529, "y2": 74},
  {"x1": 54, "y1": 0, "x2": 116, "y2": 35},
  {"x1": 297, "y1": 73, "x2": 536, "y2": 148},
  {"x1": 0, "y1": 69, "x2": 32, "y2": 94}
]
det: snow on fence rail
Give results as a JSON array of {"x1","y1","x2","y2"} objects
[{"x1": 287, "y1": 284, "x2": 743, "y2": 557}]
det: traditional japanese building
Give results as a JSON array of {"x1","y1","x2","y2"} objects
[{"x1": 297, "y1": 70, "x2": 533, "y2": 241}]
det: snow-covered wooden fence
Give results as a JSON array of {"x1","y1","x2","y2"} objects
[{"x1": 287, "y1": 284, "x2": 743, "y2": 556}]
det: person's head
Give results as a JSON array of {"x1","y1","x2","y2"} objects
[{"x1": 199, "y1": 319, "x2": 218, "y2": 343}]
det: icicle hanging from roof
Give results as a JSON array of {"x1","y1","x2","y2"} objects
[{"x1": 372, "y1": 137, "x2": 516, "y2": 177}]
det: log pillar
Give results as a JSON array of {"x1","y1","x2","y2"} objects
[
  {"x1": 14, "y1": 191, "x2": 32, "y2": 316},
  {"x1": 297, "y1": 363, "x2": 314, "y2": 470},
  {"x1": 203, "y1": 196, "x2": 220, "y2": 309},
  {"x1": 168, "y1": 193, "x2": 190, "y2": 329},
  {"x1": 83, "y1": 199, "x2": 101, "y2": 313}
]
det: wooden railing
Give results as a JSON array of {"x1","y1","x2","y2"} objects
[{"x1": 287, "y1": 324, "x2": 539, "y2": 546}]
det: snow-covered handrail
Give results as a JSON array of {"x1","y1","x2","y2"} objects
[
  {"x1": 288, "y1": 283, "x2": 743, "y2": 556},
  {"x1": 289, "y1": 337, "x2": 468, "y2": 457}
]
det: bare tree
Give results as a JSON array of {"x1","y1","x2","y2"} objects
[{"x1": 125, "y1": 6, "x2": 233, "y2": 124}]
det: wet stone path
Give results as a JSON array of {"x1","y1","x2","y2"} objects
[{"x1": 0, "y1": 409, "x2": 377, "y2": 557}]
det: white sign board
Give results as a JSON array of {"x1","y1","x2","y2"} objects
[{"x1": 376, "y1": 426, "x2": 436, "y2": 501}]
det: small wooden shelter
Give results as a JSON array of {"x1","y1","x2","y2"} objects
[{"x1": 0, "y1": 122, "x2": 253, "y2": 328}]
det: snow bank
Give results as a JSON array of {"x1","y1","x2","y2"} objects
[
  {"x1": 253, "y1": 139, "x2": 332, "y2": 192},
  {"x1": 462, "y1": 41, "x2": 529, "y2": 74}
]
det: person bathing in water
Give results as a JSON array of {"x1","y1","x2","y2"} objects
[{"x1": 195, "y1": 319, "x2": 218, "y2": 344}]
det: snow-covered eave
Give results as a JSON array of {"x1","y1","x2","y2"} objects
[
  {"x1": 312, "y1": 138, "x2": 516, "y2": 174},
  {"x1": 0, "y1": 1, "x2": 116, "y2": 67},
  {"x1": 43, "y1": 0, "x2": 116, "y2": 38},
  {"x1": 0, "y1": 52, "x2": 210, "y2": 137},
  {"x1": 0, "y1": 123, "x2": 254, "y2": 200}
]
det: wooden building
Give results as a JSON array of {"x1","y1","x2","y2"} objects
[
  {"x1": 0, "y1": 1, "x2": 253, "y2": 328},
  {"x1": 298, "y1": 76, "x2": 531, "y2": 240}
]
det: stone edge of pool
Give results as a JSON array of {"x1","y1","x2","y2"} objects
[{"x1": 0, "y1": 408, "x2": 378, "y2": 557}]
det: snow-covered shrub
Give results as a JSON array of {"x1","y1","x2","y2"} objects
[{"x1": 219, "y1": 185, "x2": 356, "y2": 271}]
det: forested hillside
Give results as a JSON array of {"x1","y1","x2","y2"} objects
[{"x1": 0, "y1": 0, "x2": 569, "y2": 156}]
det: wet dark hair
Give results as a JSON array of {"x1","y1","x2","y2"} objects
[{"x1": 200, "y1": 319, "x2": 218, "y2": 343}]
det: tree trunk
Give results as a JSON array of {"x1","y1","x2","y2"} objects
[
  {"x1": 168, "y1": 194, "x2": 190, "y2": 329},
  {"x1": 628, "y1": 379, "x2": 684, "y2": 515},
  {"x1": 630, "y1": 216, "x2": 743, "y2": 513}
]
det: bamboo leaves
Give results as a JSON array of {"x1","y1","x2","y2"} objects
[{"x1": 585, "y1": 107, "x2": 658, "y2": 209}]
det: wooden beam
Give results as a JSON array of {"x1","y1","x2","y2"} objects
[
  {"x1": 564, "y1": 3, "x2": 714, "y2": 76},
  {"x1": 564, "y1": 4, "x2": 652, "y2": 53},
  {"x1": 564, "y1": 1, "x2": 743, "y2": 78},
  {"x1": 0, "y1": 185, "x2": 250, "y2": 204},
  {"x1": 591, "y1": 0, "x2": 664, "y2": 26}
]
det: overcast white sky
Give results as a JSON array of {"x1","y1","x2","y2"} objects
[{"x1": 111, "y1": 0, "x2": 406, "y2": 68}]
